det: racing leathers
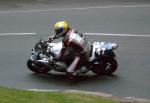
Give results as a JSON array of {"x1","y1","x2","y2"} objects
[{"x1": 56, "y1": 29, "x2": 91, "y2": 76}]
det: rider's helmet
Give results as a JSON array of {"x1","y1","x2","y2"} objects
[{"x1": 54, "y1": 20, "x2": 70, "y2": 39}]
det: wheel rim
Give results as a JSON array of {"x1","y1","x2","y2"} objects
[
  {"x1": 101, "y1": 59, "x2": 117, "y2": 75},
  {"x1": 103, "y1": 62, "x2": 112, "y2": 72},
  {"x1": 92, "y1": 61, "x2": 103, "y2": 74},
  {"x1": 31, "y1": 62, "x2": 36, "y2": 68},
  {"x1": 36, "y1": 63, "x2": 50, "y2": 73},
  {"x1": 91, "y1": 58, "x2": 117, "y2": 75},
  {"x1": 27, "y1": 60, "x2": 50, "y2": 73}
]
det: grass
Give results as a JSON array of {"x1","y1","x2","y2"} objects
[{"x1": 0, "y1": 87, "x2": 118, "y2": 103}]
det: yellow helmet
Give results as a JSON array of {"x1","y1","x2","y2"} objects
[{"x1": 54, "y1": 21, "x2": 70, "y2": 38}]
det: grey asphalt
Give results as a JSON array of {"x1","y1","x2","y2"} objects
[
  {"x1": 0, "y1": 0, "x2": 150, "y2": 10},
  {"x1": 0, "y1": 0, "x2": 150, "y2": 99}
]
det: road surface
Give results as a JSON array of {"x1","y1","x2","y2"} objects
[{"x1": 0, "y1": 0, "x2": 150, "y2": 99}]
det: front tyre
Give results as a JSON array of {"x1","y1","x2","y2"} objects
[
  {"x1": 27, "y1": 59, "x2": 51, "y2": 73},
  {"x1": 91, "y1": 57, "x2": 118, "y2": 75}
]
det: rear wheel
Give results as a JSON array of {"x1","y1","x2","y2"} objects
[
  {"x1": 27, "y1": 59, "x2": 51, "y2": 73},
  {"x1": 91, "y1": 57, "x2": 118, "y2": 75}
]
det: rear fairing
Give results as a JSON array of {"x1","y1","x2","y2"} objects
[{"x1": 89, "y1": 42, "x2": 117, "y2": 61}]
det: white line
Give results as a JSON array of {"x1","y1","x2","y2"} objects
[
  {"x1": 0, "y1": 33, "x2": 37, "y2": 36},
  {"x1": 1, "y1": 32, "x2": 149, "y2": 38},
  {"x1": 85, "y1": 33, "x2": 150, "y2": 37},
  {"x1": 0, "y1": 5, "x2": 150, "y2": 14}
]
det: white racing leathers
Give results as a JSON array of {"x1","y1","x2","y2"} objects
[{"x1": 59, "y1": 29, "x2": 91, "y2": 75}]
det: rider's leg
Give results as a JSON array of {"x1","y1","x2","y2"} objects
[{"x1": 67, "y1": 56, "x2": 81, "y2": 76}]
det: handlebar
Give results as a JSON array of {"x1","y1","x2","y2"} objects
[{"x1": 48, "y1": 34, "x2": 55, "y2": 42}]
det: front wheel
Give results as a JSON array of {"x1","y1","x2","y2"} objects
[
  {"x1": 91, "y1": 57, "x2": 118, "y2": 75},
  {"x1": 27, "y1": 59, "x2": 51, "y2": 73}
]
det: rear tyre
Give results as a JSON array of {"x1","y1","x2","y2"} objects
[
  {"x1": 91, "y1": 57, "x2": 118, "y2": 75},
  {"x1": 27, "y1": 59, "x2": 51, "y2": 73}
]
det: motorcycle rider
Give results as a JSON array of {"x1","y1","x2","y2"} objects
[{"x1": 50, "y1": 20, "x2": 91, "y2": 78}]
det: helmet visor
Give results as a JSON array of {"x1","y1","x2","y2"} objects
[{"x1": 55, "y1": 27, "x2": 63, "y2": 35}]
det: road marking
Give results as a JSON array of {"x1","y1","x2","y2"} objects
[
  {"x1": 85, "y1": 33, "x2": 150, "y2": 37},
  {"x1": 0, "y1": 5, "x2": 150, "y2": 14},
  {"x1": 1, "y1": 32, "x2": 150, "y2": 38},
  {"x1": 0, "y1": 33, "x2": 37, "y2": 36}
]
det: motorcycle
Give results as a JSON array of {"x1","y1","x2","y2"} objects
[{"x1": 27, "y1": 35, "x2": 118, "y2": 76}]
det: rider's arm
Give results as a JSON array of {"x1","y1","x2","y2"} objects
[{"x1": 58, "y1": 37, "x2": 70, "y2": 60}]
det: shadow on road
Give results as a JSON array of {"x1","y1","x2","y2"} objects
[{"x1": 27, "y1": 72, "x2": 119, "y2": 86}]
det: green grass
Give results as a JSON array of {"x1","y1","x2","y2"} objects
[{"x1": 0, "y1": 87, "x2": 118, "y2": 103}]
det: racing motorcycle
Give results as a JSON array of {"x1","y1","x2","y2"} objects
[{"x1": 27, "y1": 35, "x2": 118, "y2": 76}]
